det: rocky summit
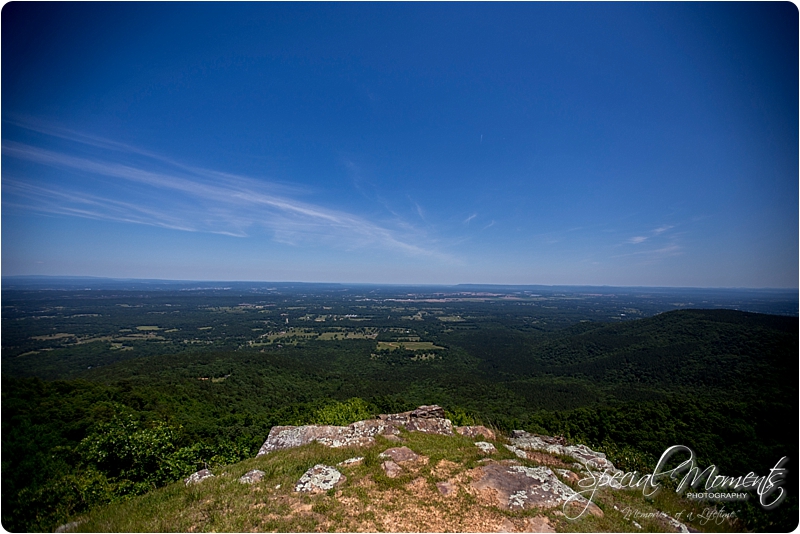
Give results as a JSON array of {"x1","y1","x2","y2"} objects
[{"x1": 77, "y1": 405, "x2": 704, "y2": 533}]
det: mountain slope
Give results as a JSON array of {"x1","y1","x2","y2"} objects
[{"x1": 63, "y1": 412, "x2": 738, "y2": 533}]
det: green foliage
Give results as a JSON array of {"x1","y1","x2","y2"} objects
[
  {"x1": 79, "y1": 412, "x2": 185, "y2": 488},
  {"x1": 311, "y1": 397, "x2": 374, "y2": 426},
  {"x1": 444, "y1": 407, "x2": 477, "y2": 426}
]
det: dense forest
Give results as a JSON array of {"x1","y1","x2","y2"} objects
[{"x1": 2, "y1": 282, "x2": 797, "y2": 531}]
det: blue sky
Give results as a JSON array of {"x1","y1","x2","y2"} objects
[{"x1": 2, "y1": 2, "x2": 797, "y2": 287}]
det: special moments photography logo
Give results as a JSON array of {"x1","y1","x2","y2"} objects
[{"x1": 564, "y1": 445, "x2": 788, "y2": 520}]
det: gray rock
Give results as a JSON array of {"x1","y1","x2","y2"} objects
[
  {"x1": 470, "y1": 461, "x2": 602, "y2": 517},
  {"x1": 257, "y1": 419, "x2": 400, "y2": 456},
  {"x1": 184, "y1": 468, "x2": 214, "y2": 485},
  {"x1": 504, "y1": 443, "x2": 529, "y2": 459},
  {"x1": 509, "y1": 430, "x2": 620, "y2": 475},
  {"x1": 475, "y1": 441, "x2": 497, "y2": 454},
  {"x1": 457, "y1": 425, "x2": 497, "y2": 441},
  {"x1": 238, "y1": 469, "x2": 266, "y2": 484},
  {"x1": 294, "y1": 464, "x2": 345, "y2": 493}
]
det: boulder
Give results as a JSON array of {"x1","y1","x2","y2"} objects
[
  {"x1": 294, "y1": 464, "x2": 346, "y2": 493},
  {"x1": 185, "y1": 468, "x2": 214, "y2": 486},
  {"x1": 381, "y1": 460, "x2": 403, "y2": 478},
  {"x1": 239, "y1": 469, "x2": 265, "y2": 484},
  {"x1": 469, "y1": 461, "x2": 602, "y2": 517},
  {"x1": 456, "y1": 425, "x2": 497, "y2": 441}
]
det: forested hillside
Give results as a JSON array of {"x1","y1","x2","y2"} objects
[{"x1": 2, "y1": 285, "x2": 797, "y2": 531}]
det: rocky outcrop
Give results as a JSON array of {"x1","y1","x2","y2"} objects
[
  {"x1": 259, "y1": 405, "x2": 457, "y2": 456},
  {"x1": 376, "y1": 404, "x2": 454, "y2": 435},
  {"x1": 184, "y1": 468, "x2": 214, "y2": 485},
  {"x1": 456, "y1": 425, "x2": 497, "y2": 441},
  {"x1": 294, "y1": 464, "x2": 346, "y2": 493},
  {"x1": 257, "y1": 419, "x2": 400, "y2": 456},
  {"x1": 470, "y1": 461, "x2": 603, "y2": 517},
  {"x1": 405, "y1": 417, "x2": 453, "y2": 435},
  {"x1": 508, "y1": 430, "x2": 620, "y2": 474}
]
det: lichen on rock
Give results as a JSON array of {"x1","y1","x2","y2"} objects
[
  {"x1": 509, "y1": 430, "x2": 620, "y2": 475},
  {"x1": 475, "y1": 441, "x2": 497, "y2": 454},
  {"x1": 184, "y1": 468, "x2": 214, "y2": 486},
  {"x1": 294, "y1": 464, "x2": 346, "y2": 493}
]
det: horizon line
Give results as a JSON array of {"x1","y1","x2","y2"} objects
[{"x1": 2, "y1": 275, "x2": 798, "y2": 292}]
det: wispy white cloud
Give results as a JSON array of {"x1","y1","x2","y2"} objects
[
  {"x1": 614, "y1": 223, "x2": 683, "y2": 262},
  {"x1": 623, "y1": 224, "x2": 676, "y2": 246},
  {"x1": 464, "y1": 213, "x2": 477, "y2": 224},
  {"x1": 412, "y1": 200, "x2": 425, "y2": 221},
  {"x1": 3, "y1": 120, "x2": 450, "y2": 260}
]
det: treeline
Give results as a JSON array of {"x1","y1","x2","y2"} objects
[{"x1": 1, "y1": 375, "x2": 408, "y2": 532}]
